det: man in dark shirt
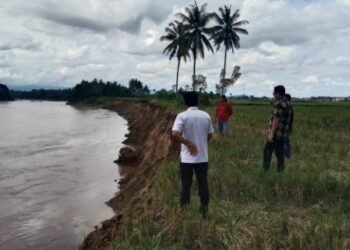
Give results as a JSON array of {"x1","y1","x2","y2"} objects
[{"x1": 263, "y1": 85, "x2": 291, "y2": 172}]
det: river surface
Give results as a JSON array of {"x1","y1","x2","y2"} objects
[{"x1": 0, "y1": 100, "x2": 128, "y2": 250}]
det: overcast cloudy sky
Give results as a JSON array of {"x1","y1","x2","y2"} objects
[{"x1": 1, "y1": 0, "x2": 350, "y2": 97}]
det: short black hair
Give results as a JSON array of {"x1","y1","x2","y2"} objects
[
  {"x1": 274, "y1": 85, "x2": 285, "y2": 96},
  {"x1": 221, "y1": 95, "x2": 227, "y2": 101},
  {"x1": 285, "y1": 93, "x2": 291, "y2": 101},
  {"x1": 183, "y1": 91, "x2": 198, "y2": 106}
]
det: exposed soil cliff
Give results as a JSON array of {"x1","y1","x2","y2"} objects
[{"x1": 82, "y1": 100, "x2": 179, "y2": 249}]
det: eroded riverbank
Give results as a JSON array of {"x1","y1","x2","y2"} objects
[{"x1": 81, "y1": 100, "x2": 178, "y2": 249}]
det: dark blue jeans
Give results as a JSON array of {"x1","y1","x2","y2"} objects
[
  {"x1": 284, "y1": 137, "x2": 291, "y2": 159},
  {"x1": 217, "y1": 121, "x2": 228, "y2": 134},
  {"x1": 263, "y1": 139, "x2": 285, "y2": 172},
  {"x1": 180, "y1": 162, "x2": 209, "y2": 207}
]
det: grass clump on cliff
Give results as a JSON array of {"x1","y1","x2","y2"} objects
[{"x1": 107, "y1": 100, "x2": 350, "y2": 250}]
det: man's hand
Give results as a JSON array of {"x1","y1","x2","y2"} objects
[
  {"x1": 267, "y1": 132, "x2": 274, "y2": 142},
  {"x1": 186, "y1": 142, "x2": 198, "y2": 156},
  {"x1": 268, "y1": 117, "x2": 279, "y2": 143},
  {"x1": 172, "y1": 131, "x2": 198, "y2": 156}
]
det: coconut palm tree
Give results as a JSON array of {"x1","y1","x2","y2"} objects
[
  {"x1": 211, "y1": 6, "x2": 249, "y2": 79},
  {"x1": 160, "y1": 21, "x2": 190, "y2": 93},
  {"x1": 177, "y1": 2, "x2": 215, "y2": 89}
]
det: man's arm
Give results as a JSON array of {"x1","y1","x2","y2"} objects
[
  {"x1": 171, "y1": 131, "x2": 198, "y2": 155},
  {"x1": 228, "y1": 103, "x2": 233, "y2": 116},
  {"x1": 208, "y1": 133, "x2": 213, "y2": 142},
  {"x1": 268, "y1": 116, "x2": 280, "y2": 142}
]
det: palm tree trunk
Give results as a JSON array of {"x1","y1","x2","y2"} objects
[
  {"x1": 176, "y1": 58, "x2": 180, "y2": 93},
  {"x1": 192, "y1": 55, "x2": 196, "y2": 91},
  {"x1": 223, "y1": 47, "x2": 227, "y2": 79}
]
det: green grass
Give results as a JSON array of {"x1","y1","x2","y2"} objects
[{"x1": 106, "y1": 99, "x2": 350, "y2": 249}]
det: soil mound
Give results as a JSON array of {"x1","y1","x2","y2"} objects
[{"x1": 115, "y1": 146, "x2": 138, "y2": 164}]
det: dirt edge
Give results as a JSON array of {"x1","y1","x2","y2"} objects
[{"x1": 80, "y1": 100, "x2": 179, "y2": 249}]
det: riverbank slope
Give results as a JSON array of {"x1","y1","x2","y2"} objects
[{"x1": 80, "y1": 99, "x2": 178, "y2": 249}]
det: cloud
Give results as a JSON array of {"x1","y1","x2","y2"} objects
[
  {"x1": 257, "y1": 41, "x2": 294, "y2": 56},
  {"x1": 329, "y1": 57, "x2": 350, "y2": 67},
  {"x1": 323, "y1": 78, "x2": 350, "y2": 86},
  {"x1": 240, "y1": 0, "x2": 350, "y2": 48},
  {"x1": 0, "y1": 67, "x2": 23, "y2": 80},
  {"x1": 118, "y1": 16, "x2": 144, "y2": 34},
  {"x1": 0, "y1": 0, "x2": 350, "y2": 97},
  {"x1": 58, "y1": 64, "x2": 107, "y2": 76},
  {"x1": 136, "y1": 62, "x2": 163, "y2": 75},
  {"x1": 58, "y1": 66, "x2": 73, "y2": 77},
  {"x1": 235, "y1": 41, "x2": 297, "y2": 72},
  {"x1": 302, "y1": 75, "x2": 319, "y2": 85},
  {"x1": 36, "y1": 10, "x2": 111, "y2": 33},
  {"x1": 336, "y1": 0, "x2": 350, "y2": 8},
  {"x1": 263, "y1": 79, "x2": 277, "y2": 87},
  {"x1": 0, "y1": 32, "x2": 41, "y2": 51},
  {"x1": 61, "y1": 45, "x2": 90, "y2": 60},
  {"x1": 82, "y1": 64, "x2": 107, "y2": 71},
  {"x1": 135, "y1": 58, "x2": 174, "y2": 74},
  {"x1": 8, "y1": 0, "x2": 172, "y2": 35}
]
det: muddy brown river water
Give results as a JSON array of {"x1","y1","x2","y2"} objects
[{"x1": 0, "y1": 100, "x2": 128, "y2": 250}]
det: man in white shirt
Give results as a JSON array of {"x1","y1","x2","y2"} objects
[{"x1": 172, "y1": 91, "x2": 214, "y2": 218}]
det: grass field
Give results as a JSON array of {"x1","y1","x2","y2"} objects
[{"x1": 108, "y1": 100, "x2": 350, "y2": 249}]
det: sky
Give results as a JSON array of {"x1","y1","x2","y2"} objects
[{"x1": 0, "y1": 0, "x2": 350, "y2": 97}]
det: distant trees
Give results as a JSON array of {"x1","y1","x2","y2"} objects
[
  {"x1": 11, "y1": 88, "x2": 71, "y2": 100},
  {"x1": 154, "y1": 88, "x2": 176, "y2": 100},
  {"x1": 161, "y1": 3, "x2": 249, "y2": 94},
  {"x1": 0, "y1": 84, "x2": 14, "y2": 101},
  {"x1": 128, "y1": 78, "x2": 150, "y2": 96},
  {"x1": 69, "y1": 78, "x2": 150, "y2": 101},
  {"x1": 69, "y1": 79, "x2": 132, "y2": 101},
  {"x1": 193, "y1": 74, "x2": 208, "y2": 92},
  {"x1": 7, "y1": 78, "x2": 151, "y2": 101}
]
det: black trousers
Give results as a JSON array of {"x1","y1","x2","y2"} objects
[
  {"x1": 263, "y1": 139, "x2": 285, "y2": 172},
  {"x1": 180, "y1": 162, "x2": 209, "y2": 207}
]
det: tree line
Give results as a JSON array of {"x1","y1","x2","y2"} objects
[
  {"x1": 160, "y1": 2, "x2": 249, "y2": 94},
  {"x1": 8, "y1": 78, "x2": 150, "y2": 101},
  {"x1": 0, "y1": 84, "x2": 14, "y2": 101}
]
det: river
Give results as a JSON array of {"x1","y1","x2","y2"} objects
[{"x1": 0, "y1": 100, "x2": 128, "y2": 250}]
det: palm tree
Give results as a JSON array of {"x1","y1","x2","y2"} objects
[
  {"x1": 160, "y1": 21, "x2": 190, "y2": 93},
  {"x1": 211, "y1": 6, "x2": 249, "y2": 79},
  {"x1": 177, "y1": 2, "x2": 215, "y2": 89}
]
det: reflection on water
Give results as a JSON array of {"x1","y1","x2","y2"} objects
[{"x1": 0, "y1": 101, "x2": 128, "y2": 250}]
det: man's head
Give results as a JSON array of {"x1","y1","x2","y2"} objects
[
  {"x1": 220, "y1": 95, "x2": 227, "y2": 102},
  {"x1": 273, "y1": 85, "x2": 286, "y2": 100},
  {"x1": 285, "y1": 93, "x2": 291, "y2": 101},
  {"x1": 183, "y1": 91, "x2": 198, "y2": 107}
]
